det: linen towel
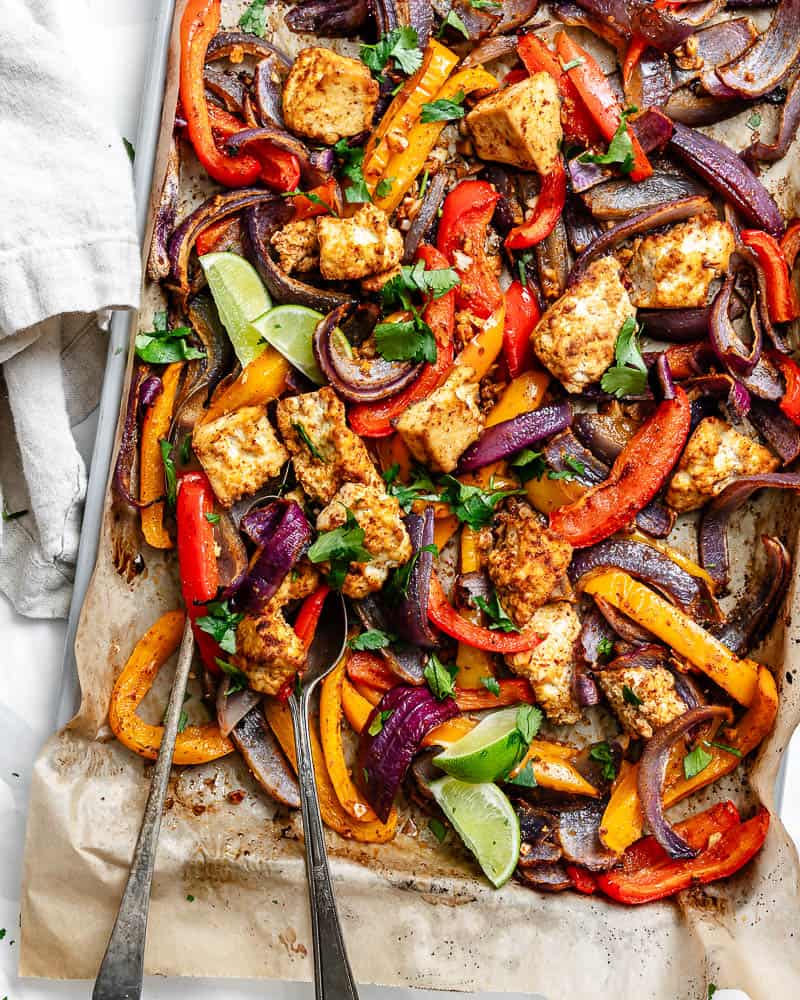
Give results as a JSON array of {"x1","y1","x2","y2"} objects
[{"x1": 0, "y1": 0, "x2": 140, "y2": 617}]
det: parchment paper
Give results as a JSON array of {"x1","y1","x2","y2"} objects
[{"x1": 19, "y1": 3, "x2": 800, "y2": 995}]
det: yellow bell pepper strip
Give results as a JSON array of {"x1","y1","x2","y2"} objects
[
  {"x1": 582, "y1": 570, "x2": 759, "y2": 706},
  {"x1": 510, "y1": 741, "x2": 600, "y2": 797},
  {"x1": 264, "y1": 699, "x2": 397, "y2": 843},
  {"x1": 487, "y1": 369, "x2": 550, "y2": 427},
  {"x1": 109, "y1": 610, "x2": 234, "y2": 764},
  {"x1": 600, "y1": 760, "x2": 645, "y2": 854},
  {"x1": 626, "y1": 529, "x2": 718, "y2": 592},
  {"x1": 433, "y1": 514, "x2": 459, "y2": 551},
  {"x1": 320, "y1": 657, "x2": 378, "y2": 822},
  {"x1": 373, "y1": 67, "x2": 499, "y2": 215},
  {"x1": 363, "y1": 40, "x2": 459, "y2": 191},
  {"x1": 455, "y1": 527, "x2": 496, "y2": 688},
  {"x1": 456, "y1": 304, "x2": 506, "y2": 382},
  {"x1": 342, "y1": 676, "x2": 373, "y2": 732},
  {"x1": 353, "y1": 679, "x2": 383, "y2": 706},
  {"x1": 374, "y1": 434, "x2": 413, "y2": 481},
  {"x1": 140, "y1": 361, "x2": 183, "y2": 549},
  {"x1": 525, "y1": 475, "x2": 585, "y2": 515},
  {"x1": 202, "y1": 346, "x2": 289, "y2": 423}
]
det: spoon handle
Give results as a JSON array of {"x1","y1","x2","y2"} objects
[
  {"x1": 92, "y1": 620, "x2": 195, "y2": 1000},
  {"x1": 289, "y1": 690, "x2": 360, "y2": 1000}
]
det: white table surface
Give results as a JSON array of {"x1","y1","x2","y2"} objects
[{"x1": 1, "y1": 2, "x2": 798, "y2": 997}]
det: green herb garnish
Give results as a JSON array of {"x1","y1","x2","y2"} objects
[
  {"x1": 622, "y1": 684, "x2": 643, "y2": 707},
  {"x1": 367, "y1": 709, "x2": 394, "y2": 736},
  {"x1": 135, "y1": 310, "x2": 205, "y2": 364},
  {"x1": 480, "y1": 675, "x2": 501, "y2": 696},
  {"x1": 578, "y1": 106, "x2": 638, "y2": 175},
  {"x1": 438, "y1": 8, "x2": 470, "y2": 39},
  {"x1": 159, "y1": 439, "x2": 177, "y2": 507},
  {"x1": 421, "y1": 90, "x2": 467, "y2": 124},
  {"x1": 473, "y1": 592, "x2": 519, "y2": 633},
  {"x1": 349, "y1": 629, "x2": 396, "y2": 651},
  {"x1": 333, "y1": 139, "x2": 371, "y2": 203},
  {"x1": 308, "y1": 508, "x2": 372, "y2": 589},
  {"x1": 429, "y1": 817, "x2": 448, "y2": 842},
  {"x1": 589, "y1": 741, "x2": 617, "y2": 781},
  {"x1": 292, "y1": 421, "x2": 326, "y2": 462},
  {"x1": 239, "y1": 0, "x2": 267, "y2": 36},
  {"x1": 600, "y1": 316, "x2": 648, "y2": 399},
  {"x1": 197, "y1": 600, "x2": 243, "y2": 655},
  {"x1": 424, "y1": 653, "x2": 458, "y2": 701},
  {"x1": 215, "y1": 657, "x2": 249, "y2": 696},
  {"x1": 360, "y1": 26, "x2": 423, "y2": 77},
  {"x1": 506, "y1": 760, "x2": 537, "y2": 788}
]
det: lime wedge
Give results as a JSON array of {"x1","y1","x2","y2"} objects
[
  {"x1": 199, "y1": 252, "x2": 272, "y2": 367},
  {"x1": 433, "y1": 706, "x2": 524, "y2": 783},
  {"x1": 429, "y1": 776, "x2": 520, "y2": 888},
  {"x1": 249, "y1": 304, "x2": 325, "y2": 384}
]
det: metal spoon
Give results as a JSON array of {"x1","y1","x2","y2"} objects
[
  {"x1": 92, "y1": 618, "x2": 195, "y2": 1000},
  {"x1": 286, "y1": 590, "x2": 360, "y2": 1000}
]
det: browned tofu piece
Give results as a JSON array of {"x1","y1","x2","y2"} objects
[
  {"x1": 270, "y1": 219, "x2": 319, "y2": 274},
  {"x1": 627, "y1": 215, "x2": 735, "y2": 309},
  {"x1": 466, "y1": 73, "x2": 562, "y2": 174},
  {"x1": 317, "y1": 204, "x2": 403, "y2": 281},
  {"x1": 596, "y1": 663, "x2": 687, "y2": 739},
  {"x1": 666, "y1": 416, "x2": 779, "y2": 512},
  {"x1": 487, "y1": 502, "x2": 573, "y2": 626},
  {"x1": 275, "y1": 387, "x2": 382, "y2": 504},
  {"x1": 530, "y1": 256, "x2": 635, "y2": 394},
  {"x1": 192, "y1": 405, "x2": 288, "y2": 508},
  {"x1": 394, "y1": 366, "x2": 484, "y2": 473},
  {"x1": 315, "y1": 483, "x2": 412, "y2": 599},
  {"x1": 506, "y1": 602, "x2": 581, "y2": 726},
  {"x1": 282, "y1": 47, "x2": 379, "y2": 145}
]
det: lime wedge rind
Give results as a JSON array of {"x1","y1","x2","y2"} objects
[
  {"x1": 249, "y1": 304, "x2": 326, "y2": 385},
  {"x1": 199, "y1": 251, "x2": 272, "y2": 367},
  {"x1": 433, "y1": 706, "x2": 523, "y2": 783}
]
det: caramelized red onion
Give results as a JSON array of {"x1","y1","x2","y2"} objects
[
  {"x1": 639, "y1": 307, "x2": 711, "y2": 342},
  {"x1": 629, "y1": 0, "x2": 694, "y2": 50},
  {"x1": 461, "y1": 34, "x2": 518, "y2": 68},
  {"x1": 639, "y1": 706, "x2": 732, "y2": 859},
  {"x1": 715, "y1": 0, "x2": 800, "y2": 99},
  {"x1": 217, "y1": 678, "x2": 261, "y2": 737},
  {"x1": 580, "y1": 167, "x2": 706, "y2": 222},
  {"x1": 233, "y1": 707, "x2": 300, "y2": 808},
  {"x1": 353, "y1": 596, "x2": 428, "y2": 684},
  {"x1": 744, "y1": 74, "x2": 800, "y2": 165},
  {"x1": 392, "y1": 508, "x2": 440, "y2": 649},
  {"x1": 403, "y1": 171, "x2": 448, "y2": 261},
  {"x1": 285, "y1": 0, "x2": 369, "y2": 35},
  {"x1": 556, "y1": 801, "x2": 619, "y2": 871},
  {"x1": 671, "y1": 17, "x2": 758, "y2": 89},
  {"x1": 684, "y1": 374, "x2": 751, "y2": 423},
  {"x1": 113, "y1": 366, "x2": 153, "y2": 509},
  {"x1": 187, "y1": 292, "x2": 233, "y2": 398},
  {"x1": 699, "y1": 473, "x2": 800, "y2": 587},
  {"x1": 495, "y1": 0, "x2": 540, "y2": 32},
  {"x1": 359, "y1": 685, "x2": 459, "y2": 821},
  {"x1": 747, "y1": 400, "x2": 800, "y2": 465},
  {"x1": 205, "y1": 32, "x2": 292, "y2": 68},
  {"x1": 147, "y1": 137, "x2": 180, "y2": 282},
  {"x1": 234, "y1": 501, "x2": 311, "y2": 610},
  {"x1": 630, "y1": 108, "x2": 675, "y2": 154},
  {"x1": 458, "y1": 403, "x2": 573, "y2": 471},
  {"x1": 226, "y1": 127, "x2": 327, "y2": 187},
  {"x1": 594, "y1": 595, "x2": 657, "y2": 643},
  {"x1": 625, "y1": 49, "x2": 672, "y2": 110},
  {"x1": 253, "y1": 56, "x2": 288, "y2": 130},
  {"x1": 664, "y1": 87, "x2": 744, "y2": 127},
  {"x1": 709, "y1": 272, "x2": 761, "y2": 376}
]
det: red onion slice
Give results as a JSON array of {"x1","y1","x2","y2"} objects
[
  {"x1": 716, "y1": 0, "x2": 800, "y2": 99},
  {"x1": 232, "y1": 707, "x2": 300, "y2": 808},
  {"x1": 391, "y1": 508, "x2": 440, "y2": 649},
  {"x1": 458, "y1": 403, "x2": 573, "y2": 471}
]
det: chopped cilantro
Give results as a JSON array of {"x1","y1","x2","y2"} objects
[
  {"x1": 308, "y1": 508, "x2": 372, "y2": 589},
  {"x1": 600, "y1": 316, "x2": 649, "y2": 399},
  {"x1": 420, "y1": 90, "x2": 467, "y2": 124},
  {"x1": 159, "y1": 439, "x2": 177, "y2": 508},
  {"x1": 480, "y1": 675, "x2": 501, "y2": 696},
  {"x1": 386, "y1": 543, "x2": 439, "y2": 601},
  {"x1": 333, "y1": 139, "x2": 371, "y2": 203},
  {"x1": 517, "y1": 249, "x2": 535, "y2": 287},
  {"x1": 179, "y1": 432, "x2": 193, "y2": 466},
  {"x1": 375, "y1": 176, "x2": 394, "y2": 199},
  {"x1": 684, "y1": 744, "x2": 714, "y2": 780},
  {"x1": 746, "y1": 111, "x2": 762, "y2": 131},
  {"x1": 1, "y1": 506, "x2": 28, "y2": 522},
  {"x1": 424, "y1": 653, "x2": 458, "y2": 701},
  {"x1": 197, "y1": 600, "x2": 243, "y2": 655},
  {"x1": 281, "y1": 187, "x2": 334, "y2": 215},
  {"x1": 589, "y1": 741, "x2": 617, "y2": 781},
  {"x1": 472, "y1": 591, "x2": 519, "y2": 633},
  {"x1": 515, "y1": 704, "x2": 543, "y2": 745},
  {"x1": 381, "y1": 259, "x2": 460, "y2": 310},
  {"x1": 506, "y1": 760, "x2": 537, "y2": 788},
  {"x1": 579, "y1": 106, "x2": 638, "y2": 175},
  {"x1": 292, "y1": 421, "x2": 326, "y2": 462},
  {"x1": 429, "y1": 817, "x2": 448, "y2": 842},
  {"x1": 597, "y1": 636, "x2": 614, "y2": 658},
  {"x1": 186, "y1": 894, "x2": 195, "y2": 902},
  {"x1": 622, "y1": 684, "x2": 643, "y2": 707},
  {"x1": 547, "y1": 454, "x2": 587, "y2": 482},
  {"x1": 383, "y1": 466, "x2": 440, "y2": 512},
  {"x1": 360, "y1": 26, "x2": 423, "y2": 77},
  {"x1": 374, "y1": 314, "x2": 437, "y2": 364},
  {"x1": 215, "y1": 657, "x2": 249, "y2": 696},
  {"x1": 239, "y1": 0, "x2": 267, "y2": 36},
  {"x1": 205, "y1": 512, "x2": 221, "y2": 524},
  {"x1": 123, "y1": 137, "x2": 135, "y2": 163},
  {"x1": 509, "y1": 447, "x2": 548, "y2": 483},
  {"x1": 704, "y1": 739, "x2": 743, "y2": 758},
  {"x1": 367, "y1": 709, "x2": 394, "y2": 736},
  {"x1": 177, "y1": 710, "x2": 189, "y2": 734},
  {"x1": 560, "y1": 57, "x2": 585, "y2": 71},
  {"x1": 135, "y1": 310, "x2": 205, "y2": 364},
  {"x1": 469, "y1": 0, "x2": 501, "y2": 8},
  {"x1": 438, "y1": 8, "x2": 470, "y2": 39},
  {"x1": 349, "y1": 629, "x2": 396, "y2": 651},
  {"x1": 437, "y1": 474, "x2": 523, "y2": 530}
]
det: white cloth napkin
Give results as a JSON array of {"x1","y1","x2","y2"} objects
[{"x1": 0, "y1": 0, "x2": 140, "y2": 618}]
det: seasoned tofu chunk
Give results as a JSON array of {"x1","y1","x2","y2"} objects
[
  {"x1": 315, "y1": 483, "x2": 412, "y2": 598},
  {"x1": 487, "y1": 502, "x2": 573, "y2": 626},
  {"x1": 282, "y1": 47, "x2": 379, "y2": 145},
  {"x1": 506, "y1": 602, "x2": 581, "y2": 726},
  {"x1": 627, "y1": 215, "x2": 734, "y2": 309},
  {"x1": 666, "y1": 416, "x2": 779, "y2": 512},
  {"x1": 597, "y1": 662, "x2": 687, "y2": 739},
  {"x1": 317, "y1": 204, "x2": 403, "y2": 281},
  {"x1": 270, "y1": 219, "x2": 319, "y2": 274},
  {"x1": 530, "y1": 256, "x2": 635, "y2": 394},
  {"x1": 466, "y1": 74, "x2": 562, "y2": 174},
  {"x1": 394, "y1": 366, "x2": 484, "y2": 473},
  {"x1": 276, "y1": 387, "x2": 383, "y2": 504},
  {"x1": 192, "y1": 405, "x2": 288, "y2": 508}
]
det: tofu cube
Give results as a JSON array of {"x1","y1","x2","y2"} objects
[
  {"x1": 270, "y1": 219, "x2": 319, "y2": 274},
  {"x1": 192, "y1": 405, "x2": 288, "y2": 508},
  {"x1": 666, "y1": 416, "x2": 779, "y2": 512},
  {"x1": 627, "y1": 215, "x2": 735, "y2": 309},
  {"x1": 394, "y1": 365, "x2": 484, "y2": 473},
  {"x1": 466, "y1": 73, "x2": 562, "y2": 174},
  {"x1": 282, "y1": 47, "x2": 379, "y2": 145},
  {"x1": 317, "y1": 204, "x2": 403, "y2": 282},
  {"x1": 597, "y1": 662, "x2": 688, "y2": 739},
  {"x1": 530, "y1": 256, "x2": 635, "y2": 394}
]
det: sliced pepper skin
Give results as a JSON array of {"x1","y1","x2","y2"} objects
[
  {"x1": 139, "y1": 362, "x2": 183, "y2": 549},
  {"x1": 504, "y1": 159, "x2": 567, "y2": 251},
  {"x1": 180, "y1": 0, "x2": 262, "y2": 188},
  {"x1": 176, "y1": 471, "x2": 221, "y2": 673},
  {"x1": 502, "y1": 281, "x2": 541, "y2": 377},
  {"x1": 348, "y1": 245, "x2": 456, "y2": 437},
  {"x1": 741, "y1": 229, "x2": 800, "y2": 323},
  {"x1": 108, "y1": 610, "x2": 233, "y2": 764},
  {"x1": 550, "y1": 388, "x2": 691, "y2": 548}
]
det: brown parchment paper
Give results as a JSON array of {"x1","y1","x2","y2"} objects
[{"x1": 19, "y1": 3, "x2": 800, "y2": 995}]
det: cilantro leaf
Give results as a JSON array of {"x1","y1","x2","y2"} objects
[
  {"x1": 469, "y1": 0, "x2": 501, "y2": 9},
  {"x1": 383, "y1": 466, "x2": 440, "y2": 512},
  {"x1": 683, "y1": 744, "x2": 713, "y2": 780},
  {"x1": 515, "y1": 704, "x2": 543, "y2": 744},
  {"x1": 746, "y1": 111, "x2": 762, "y2": 131},
  {"x1": 600, "y1": 316, "x2": 648, "y2": 399},
  {"x1": 506, "y1": 760, "x2": 537, "y2": 788},
  {"x1": 578, "y1": 107, "x2": 637, "y2": 175},
  {"x1": 622, "y1": 684, "x2": 643, "y2": 706},
  {"x1": 472, "y1": 592, "x2": 519, "y2": 633},
  {"x1": 424, "y1": 653, "x2": 458, "y2": 700},
  {"x1": 375, "y1": 177, "x2": 394, "y2": 199},
  {"x1": 421, "y1": 90, "x2": 467, "y2": 124},
  {"x1": 367, "y1": 709, "x2": 394, "y2": 736},
  {"x1": 360, "y1": 27, "x2": 422, "y2": 78},
  {"x1": 480, "y1": 675, "x2": 501, "y2": 696},
  {"x1": 386, "y1": 543, "x2": 439, "y2": 602},
  {"x1": 597, "y1": 636, "x2": 614, "y2": 658},
  {"x1": 308, "y1": 508, "x2": 372, "y2": 589},
  {"x1": 197, "y1": 600, "x2": 243, "y2": 655},
  {"x1": 381, "y1": 259, "x2": 460, "y2": 311},
  {"x1": 239, "y1": 0, "x2": 267, "y2": 37},
  {"x1": 282, "y1": 188, "x2": 334, "y2": 215},
  {"x1": 560, "y1": 57, "x2": 585, "y2": 71},
  {"x1": 205, "y1": 512, "x2": 221, "y2": 524},
  {"x1": 135, "y1": 310, "x2": 205, "y2": 364},
  {"x1": 438, "y1": 474, "x2": 523, "y2": 530},
  {"x1": 438, "y1": 8, "x2": 470, "y2": 39},
  {"x1": 333, "y1": 139, "x2": 371, "y2": 203},
  {"x1": 704, "y1": 739, "x2": 743, "y2": 758},
  {"x1": 589, "y1": 741, "x2": 617, "y2": 781},
  {"x1": 215, "y1": 657, "x2": 249, "y2": 696},
  {"x1": 292, "y1": 421, "x2": 326, "y2": 462},
  {"x1": 159, "y1": 439, "x2": 177, "y2": 508},
  {"x1": 547, "y1": 454, "x2": 587, "y2": 482},
  {"x1": 509, "y1": 447, "x2": 548, "y2": 483},
  {"x1": 349, "y1": 629, "x2": 396, "y2": 651},
  {"x1": 374, "y1": 314, "x2": 438, "y2": 364},
  {"x1": 429, "y1": 817, "x2": 448, "y2": 842},
  {"x1": 122, "y1": 137, "x2": 135, "y2": 163}
]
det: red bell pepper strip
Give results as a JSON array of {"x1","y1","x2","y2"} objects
[
  {"x1": 180, "y1": 0, "x2": 262, "y2": 188},
  {"x1": 516, "y1": 33, "x2": 601, "y2": 147},
  {"x1": 206, "y1": 103, "x2": 301, "y2": 193},
  {"x1": 661, "y1": 340, "x2": 716, "y2": 380},
  {"x1": 176, "y1": 471, "x2": 222, "y2": 672},
  {"x1": 622, "y1": 0, "x2": 669, "y2": 89},
  {"x1": 555, "y1": 32, "x2": 653, "y2": 183},
  {"x1": 428, "y1": 571, "x2": 546, "y2": 653},
  {"x1": 277, "y1": 583, "x2": 332, "y2": 701},
  {"x1": 291, "y1": 179, "x2": 340, "y2": 221},
  {"x1": 348, "y1": 245, "x2": 456, "y2": 437},
  {"x1": 437, "y1": 180, "x2": 504, "y2": 320},
  {"x1": 774, "y1": 356, "x2": 800, "y2": 425},
  {"x1": 741, "y1": 229, "x2": 800, "y2": 323},
  {"x1": 504, "y1": 158, "x2": 567, "y2": 251},
  {"x1": 550, "y1": 387, "x2": 691, "y2": 547},
  {"x1": 596, "y1": 803, "x2": 769, "y2": 905},
  {"x1": 503, "y1": 280, "x2": 541, "y2": 377},
  {"x1": 566, "y1": 865, "x2": 598, "y2": 895},
  {"x1": 780, "y1": 218, "x2": 800, "y2": 270},
  {"x1": 195, "y1": 216, "x2": 241, "y2": 257}
]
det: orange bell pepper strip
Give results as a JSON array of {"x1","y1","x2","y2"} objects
[
  {"x1": 109, "y1": 610, "x2": 234, "y2": 764},
  {"x1": 202, "y1": 346, "x2": 289, "y2": 423},
  {"x1": 596, "y1": 803, "x2": 770, "y2": 905},
  {"x1": 457, "y1": 303, "x2": 507, "y2": 382},
  {"x1": 526, "y1": 474, "x2": 584, "y2": 514},
  {"x1": 455, "y1": 527, "x2": 496, "y2": 688},
  {"x1": 140, "y1": 361, "x2": 183, "y2": 549},
  {"x1": 320, "y1": 656, "x2": 378, "y2": 822},
  {"x1": 373, "y1": 66, "x2": 499, "y2": 215},
  {"x1": 433, "y1": 515, "x2": 460, "y2": 551},
  {"x1": 374, "y1": 435, "x2": 413, "y2": 481},
  {"x1": 550, "y1": 388, "x2": 691, "y2": 548},
  {"x1": 291, "y1": 179, "x2": 340, "y2": 221},
  {"x1": 509, "y1": 741, "x2": 600, "y2": 797},
  {"x1": 555, "y1": 32, "x2": 653, "y2": 182},
  {"x1": 348, "y1": 244, "x2": 455, "y2": 437},
  {"x1": 505, "y1": 158, "x2": 567, "y2": 251},
  {"x1": 180, "y1": 0, "x2": 262, "y2": 188},
  {"x1": 454, "y1": 679, "x2": 535, "y2": 710},
  {"x1": 502, "y1": 281, "x2": 541, "y2": 377},
  {"x1": 264, "y1": 699, "x2": 397, "y2": 843},
  {"x1": 600, "y1": 760, "x2": 645, "y2": 854},
  {"x1": 195, "y1": 215, "x2": 241, "y2": 257},
  {"x1": 622, "y1": 0, "x2": 669, "y2": 90},
  {"x1": 741, "y1": 229, "x2": 800, "y2": 323},
  {"x1": 582, "y1": 570, "x2": 759, "y2": 706}
]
